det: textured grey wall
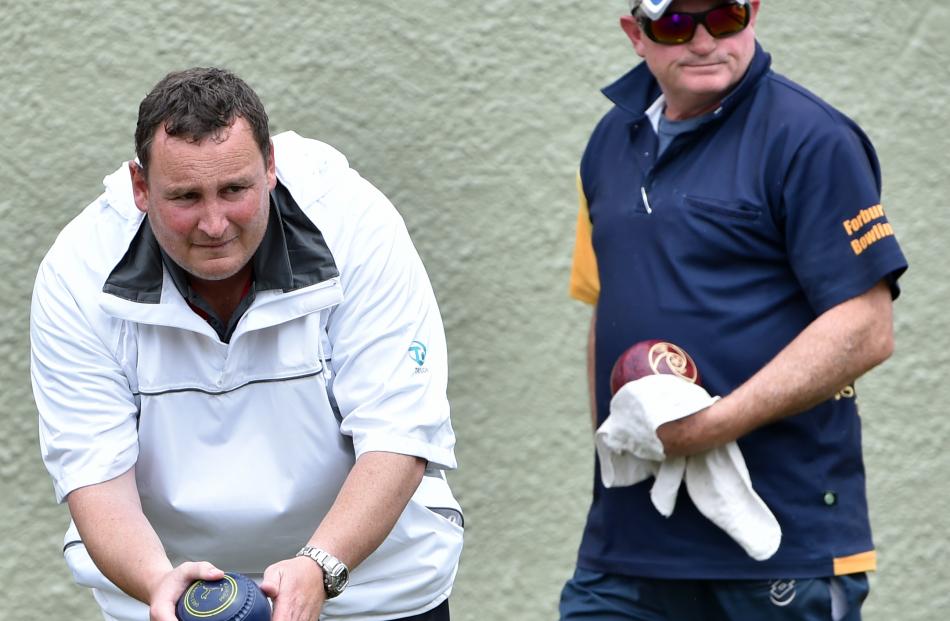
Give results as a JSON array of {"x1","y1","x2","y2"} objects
[{"x1": 3, "y1": 1, "x2": 947, "y2": 620}]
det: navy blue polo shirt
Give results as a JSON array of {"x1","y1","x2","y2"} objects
[{"x1": 571, "y1": 43, "x2": 907, "y2": 579}]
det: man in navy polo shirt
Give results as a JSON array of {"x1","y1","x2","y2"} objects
[{"x1": 562, "y1": 1, "x2": 907, "y2": 619}]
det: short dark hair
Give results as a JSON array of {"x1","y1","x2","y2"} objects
[{"x1": 134, "y1": 67, "x2": 270, "y2": 174}]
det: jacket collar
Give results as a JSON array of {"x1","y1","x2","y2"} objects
[
  {"x1": 102, "y1": 180, "x2": 339, "y2": 304},
  {"x1": 602, "y1": 41, "x2": 772, "y2": 120}
]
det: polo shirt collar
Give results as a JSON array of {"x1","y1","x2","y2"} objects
[{"x1": 602, "y1": 41, "x2": 773, "y2": 120}]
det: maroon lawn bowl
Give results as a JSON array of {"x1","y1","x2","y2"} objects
[
  {"x1": 609, "y1": 339, "x2": 701, "y2": 396},
  {"x1": 176, "y1": 572, "x2": 271, "y2": 621}
]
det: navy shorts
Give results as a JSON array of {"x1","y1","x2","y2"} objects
[
  {"x1": 559, "y1": 568, "x2": 869, "y2": 621},
  {"x1": 396, "y1": 600, "x2": 450, "y2": 621}
]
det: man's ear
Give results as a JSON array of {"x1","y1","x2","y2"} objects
[
  {"x1": 129, "y1": 162, "x2": 149, "y2": 214},
  {"x1": 749, "y1": 0, "x2": 761, "y2": 27},
  {"x1": 620, "y1": 15, "x2": 648, "y2": 58},
  {"x1": 266, "y1": 140, "x2": 277, "y2": 191}
]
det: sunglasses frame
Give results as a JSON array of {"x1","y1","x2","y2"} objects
[{"x1": 635, "y1": 1, "x2": 752, "y2": 46}]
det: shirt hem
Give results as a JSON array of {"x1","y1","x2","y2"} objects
[
  {"x1": 53, "y1": 453, "x2": 138, "y2": 503},
  {"x1": 354, "y1": 437, "x2": 457, "y2": 471},
  {"x1": 577, "y1": 552, "x2": 849, "y2": 580},
  {"x1": 833, "y1": 550, "x2": 877, "y2": 575}
]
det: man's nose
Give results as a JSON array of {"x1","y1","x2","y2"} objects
[
  {"x1": 197, "y1": 201, "x2": 230, "y2": 238},
  {"x1": 687, "y1": 22, "x2": 718, "y2": 54}
]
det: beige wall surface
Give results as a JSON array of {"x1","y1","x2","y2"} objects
[{"x1": 3, "y1": 1, "x2": 947, "y2": 619}]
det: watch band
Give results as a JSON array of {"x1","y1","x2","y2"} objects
[{"x1": 296, "y1": 546, "x2": 349, "y2": 599}]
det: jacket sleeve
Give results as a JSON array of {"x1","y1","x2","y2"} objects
[
  {"x1": 323, "y1": 173, "x2": 457, "y2": 470},
  {"x1": 31, "y1": 251, "x2": 140, "y2": 502}
]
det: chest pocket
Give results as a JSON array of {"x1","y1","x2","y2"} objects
[
  {"x1": 652, "y1": 193, "x2": 784, "y2": 312},
  {"x1": 134, "y1": 312, "x2": 328, "y2": 396},
  {"x1": 681, "y1": 195, "x2": 763, "y2": 222}
]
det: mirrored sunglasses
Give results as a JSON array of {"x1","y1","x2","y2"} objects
[{"x1": 636, "y1": 2, "x2": 751, "y2": 45}]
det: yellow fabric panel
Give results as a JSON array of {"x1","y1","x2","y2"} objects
[
  {"x1": 833, "y1": 550, "x2": 877, "y2": 575},
  {"x1": 569, "y1": 171, "x2": 600, "y2": 305}
]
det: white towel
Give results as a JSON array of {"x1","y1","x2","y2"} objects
[{"x1": 594, "y1": 374, "x2": 782, "y2": 561}]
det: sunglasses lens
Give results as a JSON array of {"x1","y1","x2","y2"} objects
[
  {"x1": 705, "y1": 3, "x2": 750, "y2": 37},
  {"x1": 649, "y1": 13, "x2": 697, "y2": 44}
]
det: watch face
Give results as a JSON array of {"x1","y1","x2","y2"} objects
[
  {"x1": 321, "y1": 561, "x2": 348, "y2": 598},
  {"x1": 328, "y1": 566, "x2": 348, "y2": 592}
]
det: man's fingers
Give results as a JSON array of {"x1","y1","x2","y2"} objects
[
  {"x1": 259, "y1": 565, "x2": 282, "y2": 598},
  {"x1": 148, "y1": 562, "x2": 227, "y2": 621},
  {"x1": 190, "y1": 561, "x2": 225, "y2": 581},
  {"x1": 261, "y1": 559, "x2": 326, "y2": 621}
]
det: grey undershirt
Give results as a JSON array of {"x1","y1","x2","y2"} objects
[{"x1": 656, "y1": 112, "x2": 711, "y2": 157}]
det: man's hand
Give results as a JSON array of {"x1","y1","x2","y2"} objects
[
  {"x1": 148, "y1": 562, "x2": 225, "y2": 621},
  {"x1": 656, "y1": 404, "x2": 722, "y2": 458},
  {"x1": 261, "y1": 556, "x2": 326, "y2": 621}
]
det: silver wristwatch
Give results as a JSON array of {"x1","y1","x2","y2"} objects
[{"x1": 296, "y1": 546, "x2": 349, "y2": 598}]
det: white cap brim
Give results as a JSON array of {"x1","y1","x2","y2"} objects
[{"x1": 632, "y1": 0, "x2": 749, "y2": 21}]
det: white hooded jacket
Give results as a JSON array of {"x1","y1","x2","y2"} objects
[{"x1": 31, "y1": 131, "x2": 462, "y2": 620}]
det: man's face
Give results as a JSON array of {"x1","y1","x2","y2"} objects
[
  {"x1": 621, "y1": 0, "x2": 760, "y2": 118},
  {"x1": 130, "y1": 117, "x2": 276, "y2": 284}
]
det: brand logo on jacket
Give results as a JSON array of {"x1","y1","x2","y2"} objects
[{"x1": 409, "y1": 341, "x2": 428, "y2": 373}]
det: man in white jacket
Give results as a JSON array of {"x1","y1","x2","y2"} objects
[{"x1": 31, "y1": 67, "x2": 462, "y2": 621}]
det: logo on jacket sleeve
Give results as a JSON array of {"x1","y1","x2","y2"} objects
[{"x1": 409, "y1": 340, "x2": 428, "y2": 374}]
